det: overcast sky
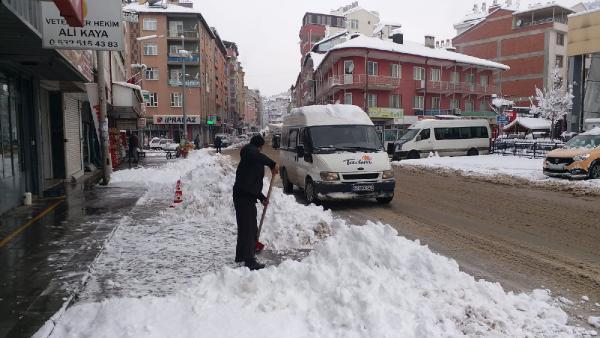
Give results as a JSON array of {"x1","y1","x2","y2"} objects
[{"x1": 194, "y1": 0, "x2": 580, "y2": 97}]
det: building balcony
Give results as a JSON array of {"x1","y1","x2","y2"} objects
[
  {"x1": 167, "y1": 55, "x2": 200, "y2": 64},
  {"x1": 167, "y1": 31, "x2": 199, "y2": 39},
  {"x1": 316, "y1": 74, "x2": 401, "y2": 98},
  {"x1": 168, "y1": 79, "x2": 201, "y2": 87},
  {"x1": 415, "y1": 80, "x2": 496, "y2": 97}
]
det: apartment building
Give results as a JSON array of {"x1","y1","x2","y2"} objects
[
  {"x1": 452, "y1": 2, "x2": 573, "y2": 107},
  {"x1": 224, "y1": 41, "x2": 245, "y2": 133},
  {"x1": 244, "y1": 87, "x2": 263, "y2": 132},
  {"x1": 331, "y1": 2, "x2": 381, "y2": 36},
  {"x1": 299, "y1": 33, "x2": 508, "y2": 130},
  {"x1": 123, "y1": 1, "x2": 231, "y2": 144},
  {"x1": 299, "y1": 12, "x2": 346, "y2": 57}
]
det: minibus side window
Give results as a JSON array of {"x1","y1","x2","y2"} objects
[
  {"x1": 289, "y1": 129, "x2": 298, "y2": 151},
  {"x1": 419, "y1": 128, "x2": 430, "y2": 140}
]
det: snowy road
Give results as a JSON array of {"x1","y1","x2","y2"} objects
[{"x1": 33, "y1": 149, "x2": 598, "y2": 337}]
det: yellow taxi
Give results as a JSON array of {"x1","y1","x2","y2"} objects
[{"x1": 543, "y1": 128, "x2": 600, "y2": 179}]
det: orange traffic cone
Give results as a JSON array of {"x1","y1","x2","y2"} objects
[{"x1": 170, "y1": 180, "x2": 183, "y2": 208}]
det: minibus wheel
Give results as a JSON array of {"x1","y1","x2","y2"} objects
[
  {"x1": 467, "y1": 148, "x2": 479, "y2": 156},
  {"x1": 590, "y1": 162, "x2": 600, "y2": 179},
  {"x1": 407, "y1": 151, "x2": 420, "y2": 159},
  {"x1": 281, "y1": 169, "x2": 294, "y2": 194},
  {"x1": 305, "y1": 178, "x2": 318, "y2": 204}
]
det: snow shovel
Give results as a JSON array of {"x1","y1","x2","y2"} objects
[{"x1": 256, "y1": 173, "x2": 276, "y2": 252}]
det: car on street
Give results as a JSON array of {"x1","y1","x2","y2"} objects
[
  {"x1": 279, "y1": 104, "x2": 395, "y2": 204},
  {"x1": 392, "y1": 119, "x2": 491, "y2": 160},
  {"x1": 214, "y1": 133, "x2": 231, "y2": 147},
  {"x1": 159, "y1": 138, "x2": 174, "y2": 150},
  {"x1": 149, "y1": 137, "x2": 162, "y2": 150},
  {"x1": 163, "y1": 141, "x2": 179, "y2": 152},
  {"x1": 543, "y1": 127, "x2": 600, "y2": 179}
]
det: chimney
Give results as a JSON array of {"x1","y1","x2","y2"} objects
[
  {"x1": 424, "y1": 35, "x2": 435, "y2": 48},
  {"x1": 482, "y1": 2, "x2": 487, "y2": 12},
  {"x1": 391, "y1": 30, "x2": 403, "y2": 44},
  {"x1": 489, "y1": 0, "x2": 501, "y2": 12}
]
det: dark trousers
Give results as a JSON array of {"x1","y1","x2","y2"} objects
[
  {"x1": 233, "y1": 192, "x2": 257, "y2": 263},
  {"x1": 216, "y1": 145, "x2": 222, "y2": 153}
]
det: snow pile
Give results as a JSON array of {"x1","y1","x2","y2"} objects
[
  {"x1": 582, "y1": 127, "x2": 600, "y2": 136},
  {"x1": 39, "y1": 223, "x2": 589, "y2": 337},
  {"x1": 590, "y1": 316, "x2": 600, "y2": 329},
  {"x1": 81, "y1": 150, "x2": 339, "y2": 299}
]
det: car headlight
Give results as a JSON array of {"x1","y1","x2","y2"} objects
[
  {"x1": 395, "y1": 144, "x2": 402, "y2": 152},
  {"x1": 320, "y1": 171, "x2": 340, "y2": 181},
  {"x1": 382, "y1": 170, "x2": 395, "y2": 179},
  {"x1": 573, "y1": 154, "x2": 591, "y2": 162}
]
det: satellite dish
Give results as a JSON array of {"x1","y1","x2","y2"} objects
[
  {"x1": 147, "y1": 0, "x2": 161, "y2": 5},
  {"x1": 516, "y1": 19, "x2": 523, "y2": 26},
  {"x1": 348, "y1": 63, "x2": 355, "y2": 73}
]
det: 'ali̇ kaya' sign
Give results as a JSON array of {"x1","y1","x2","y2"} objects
[{"x1": 41, "y1": 0, "x2": 123, "y2": 51}]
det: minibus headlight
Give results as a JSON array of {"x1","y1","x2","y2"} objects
[
  {"x1": 382, "y1": 170, "x2": 395, "y2": 179},
  {"x1": 320, "y1": 171, "x2": 340, "y2": 181}
]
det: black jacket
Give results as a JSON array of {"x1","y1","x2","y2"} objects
[{"x1": 233, "y1": 144, "x2": 275, "y2": 202}]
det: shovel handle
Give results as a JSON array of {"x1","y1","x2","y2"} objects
[{"x1": 257, "y1": 172, "x2": 276, "y2": 240}]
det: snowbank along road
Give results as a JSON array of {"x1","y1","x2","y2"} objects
[
  {"x1": 34, "y1": 148, "x2": 599, "y2": 337},
  {"x1": 249, "y1": 145, "x2": 600, "y2": 325}
]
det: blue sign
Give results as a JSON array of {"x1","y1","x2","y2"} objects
[{"x1": 496, "y1": 115, "x2": 509, "y2": 125}]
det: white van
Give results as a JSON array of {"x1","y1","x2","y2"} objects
[
  {"x1": 280, "y1": 104, "x2": 396, "y2": 204},
  {"x1": 392, "y1": 119, "x2": 491, "y2": 160}
]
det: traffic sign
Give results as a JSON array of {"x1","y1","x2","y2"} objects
[{"x1": 496, "y1": 115, "x2": 509, "y2": 125}]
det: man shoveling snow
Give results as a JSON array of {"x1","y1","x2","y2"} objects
[{"x1": 233, "y1": 135, "x2": 278, "y2": 270}]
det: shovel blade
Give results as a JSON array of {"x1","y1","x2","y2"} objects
[{"x1": 255, "y1": 241, "x2": 265, "y2": 253}]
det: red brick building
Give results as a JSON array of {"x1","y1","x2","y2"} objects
[
  {"x1": 307, "y1": 34, "x2": 508, "y2": 128},
  {"x1": 453, "y1": 4, "x2": 573, "y2": 107},
  {"x1": 299, "y1": 12, "x2": 346, "y2": 58}
]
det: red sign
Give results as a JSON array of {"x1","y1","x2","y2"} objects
[{"x1": 53, "y1": 0, "x2": 86, "y2": 27}]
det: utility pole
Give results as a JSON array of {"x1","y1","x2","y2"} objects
[
  {"x1": 96, "y1": 50, "x2": 112, "y2": 185},
  {"x1": 181, "y1": 35, "x2": 188, "y2": 142}
]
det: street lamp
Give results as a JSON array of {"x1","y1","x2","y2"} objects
[{"x1": 179, "y1": 34, "x2": 191, "y2": 142}]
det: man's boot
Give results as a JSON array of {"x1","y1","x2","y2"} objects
[{"x1": 245, "y1": 258, "x2": 265, "y2": 271}]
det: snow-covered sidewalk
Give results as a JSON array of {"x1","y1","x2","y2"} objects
[
  {"x1": 395, "y1": 154, "x2": 600, "y2": 194},
  {"x1": 34, "y1": 150, "x2": 595, "y2": 337}
]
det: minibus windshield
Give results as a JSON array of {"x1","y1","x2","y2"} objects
[
  {"x1": 310, "y1": 125, "x2": 382, "y2": 152},
  {"x1": 399, "y1": 129, "x2": 419, "y2": 141}
]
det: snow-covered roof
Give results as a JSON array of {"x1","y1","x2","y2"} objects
[
  {"x1": 585, "y1": 118, "x2": 600, "y2": 123},
  {"x1": 582, "y1": 127, "x2": 600, "y2": 135},
  {"x1": 513, "y1": 3, "x2": 574, "y2": 16},
  {"x1": 308, "y1": 52, "x2": 326, "y2": 69},
  {"x1": 569, "y1": 6, "x2": 600, "y2": 18},
  {"x1": 285, "y1": 104, "x2": 372, "y2": 127},
  {"x1": 123, "y1": 3, "x2": 201, "y2": 14},
  {"x1": 326, "y1": 35, "x2": 509, "y2": 70},
  {"x1": 113, "y1": 81, "x2": 142, "y2": 92},
  {"x1": 313, "y1": 30, "x2": 348, "y2": 50},
  {"x1": 503, "y1": 117, "x2": 551, "y2": 131},
  {"x1": 373, "y1": 20, "x2": 402, "y2": 35},
  {"x1": 492, "y1": 97, "x2": 515, "y2": 108}
]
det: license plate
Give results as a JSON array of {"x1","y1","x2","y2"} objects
[
  {"x1": 548, "y1": 163, "x2": 565, "y2": 171},
  {"x1": 352, "y1": 184, "x2": 374, "y2": 192}
]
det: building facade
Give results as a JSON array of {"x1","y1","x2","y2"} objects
[
  {"x1": 304, "y1": 34, "x2": 507, "y2": 130},
  {"x1": 224, "y1": 41, "x2": 245, "y2": 133},
  {"x1": 452, "y1": 3, "x2": 573, "y2": 107},
  {"x1": 0, "y1": 0, "x2": 108, "y2": 214},
  {"x1": 123, "y1": 1, "x2": 233, "y2": 144},
  {"x1": 299, "y1": 12, "x2": 346, "y2": 58}
]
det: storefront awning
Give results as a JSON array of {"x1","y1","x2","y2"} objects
[{"x1": 111, "y1": 81, "x2": 144, "y2": 119}]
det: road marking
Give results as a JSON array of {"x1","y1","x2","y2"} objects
[{"x1": 0, "y1": 199, "x2": 65, "y2": 248}]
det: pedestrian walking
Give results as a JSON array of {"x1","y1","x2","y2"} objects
[
  {"x1": 233, "y1": 135, "x2": 278, "y2": 270},
  {"x1": 194, "y1": 134, "x2": 201, "y2": 150},
  {"x1": 128, "y1": 131, "x2": 139, "y2": 166},
  {"x1": 214, "y1": 136, "x2": 223, "y2": 153}
]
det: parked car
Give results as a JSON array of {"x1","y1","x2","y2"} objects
[
  {"x1": 279, "y1": 104, "x2": 395, "y2": 204},
  {"x1": 159, "y1": 138, "x2": 174, "y2": 150},
  {"x1": 149, "y1": 137, "x2": 162, "y2": 150},
  {"x1": 543, "y1": 128, "x2": 600, "y2": 179},
  {"x1": 235, "y1": 134, "x2": 249, "y2": 144},
  {"x1": 392, "y1": 119, "x2": 491, "y2": 160},
  {"x1": 214, "y1": 133, "x2": 231, "y2": 147},
  {"x1": 163, "y1": 141, "x2": 179, "y2": 152}
]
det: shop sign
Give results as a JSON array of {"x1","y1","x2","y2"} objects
[
  {"x1": 42, "y1": 0, "x2": 124, "y2": 51},
  {"x1": 153, "y1": 115, "x2": 202, "y2": 125},
  {"x1": 138, "y1": 118, "x2": 147, "y2": 128},
  {"x1": 368, "y1": 107, "x2": 404, "y2": 119}
]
